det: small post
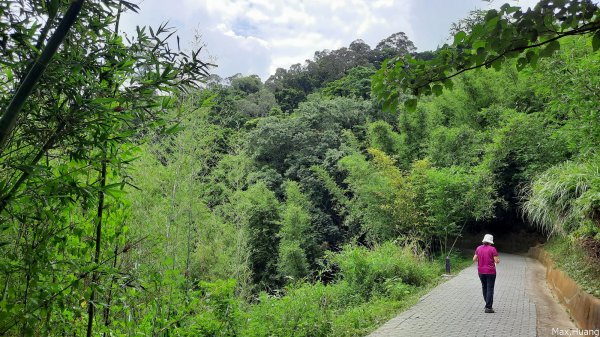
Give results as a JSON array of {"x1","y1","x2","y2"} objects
[{"x1": 445, "y1": 256, "x2": 451, "y2": 274}]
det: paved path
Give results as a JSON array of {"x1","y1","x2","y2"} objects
[{"x1": 368, "y1": 254, "x2": 537, "y2": 337}]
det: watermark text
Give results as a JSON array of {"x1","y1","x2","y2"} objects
[{"x1": 552, "y1": 328, "x2": 600, "y2": 337}]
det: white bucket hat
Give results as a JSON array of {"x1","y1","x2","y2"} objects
[{"x1": 482, "y1": 234, "x2": 494, "y2": 244}]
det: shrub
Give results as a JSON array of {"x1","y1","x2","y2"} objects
[
  {"x1": 368, "y1": 121, "x2": 409, "y2": 168},
  {"x1": 241, "y1": 283, "x2": 332, "y2": 337},
  {"x1": 383, "y1": 280, "x2": 416, "y2": 302},
  {"x1": 320, "y1": 280, "x2": 363, "y2": 310},
  {"x1": 330, "y1": 242, "x2": 436, "y2": 300},
  {"x1": 544, "y1": 237, "x2": 600, "y2": 296},
  {"x1": 218, "y1": 241, "x2": 453, "y2": 336},
  {"x1": 180, "y1": 279, "x2": 241, "y2": 337},
  {"x1": 426, "y1": 125, "x2": 484, "y2": 167}
]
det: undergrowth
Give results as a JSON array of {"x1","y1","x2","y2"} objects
[
  {"x1": 544, "y1": 236, "x2": 600, "y2": 297},
  {"x1": 185, "y1": 242, "x2": 472, "y2": 336}
]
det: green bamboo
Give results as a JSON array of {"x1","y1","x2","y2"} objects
[
  {"x1": 86, "y1": 157, "x2": 107, "y2": 337},
  {"x1": 0, "y1": 122, "x2": 66, "y2": 215},
  {"x1": 0, "y1": 0, "x2": 85, "y2": 152}
]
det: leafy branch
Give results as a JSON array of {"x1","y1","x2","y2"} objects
[
  {"x1": 426, "y1": 22, "x2": 600, "y2": 89},
  {"x1": 372, "y1": 0, "x2": 600, "y2": 112},
  {"x1": 0, "y1": 0, "x2": 85, "y2": 151}
]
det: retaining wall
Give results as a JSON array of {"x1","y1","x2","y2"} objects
[{"x1": 529, "y1": 245, "x2": 600, "y2": 330}]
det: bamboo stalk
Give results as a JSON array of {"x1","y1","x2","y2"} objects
[
  {"x1": 86, "y1": 157, "x2": 107, "y2": 337},
  {"x1": 102, "y1": 238, "x2": 121, "y2": 335},
  {"x1": 0, "y1": 0, "x2": 85, "y2": 152}
]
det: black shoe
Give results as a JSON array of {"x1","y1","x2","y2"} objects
[{"x1": 485, "y1": 308, "x2": 495, "y2": 313}]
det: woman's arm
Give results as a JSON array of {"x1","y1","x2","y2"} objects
[
  {"x1": 473, "y1": 254, "x2": 478, "y2": 262},
  {"x1": 494, "y1": 256, "x2": 500, "y2": 264}
]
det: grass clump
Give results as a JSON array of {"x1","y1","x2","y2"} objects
[
  {"x1": 329, "y1": 242, "x2": 436, "y2": 300},
  {"x1": 522, "y1": 156, "x2": 600, "y2": 239}
]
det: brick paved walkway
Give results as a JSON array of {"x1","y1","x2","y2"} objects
[{"x1": 368, "y1": 254, "x2": 536, "y2": 337}]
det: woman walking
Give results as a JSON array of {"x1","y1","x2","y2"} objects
[{"x1": 473, "y1": 234, "x2": 500, "y2": 313}]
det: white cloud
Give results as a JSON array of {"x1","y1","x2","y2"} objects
[
  {"x1": 372, "y1": 0, "x2": 394, "y2": 8},
  {"x1": 120, "y1": 0, "x2": 542, "y2": 81},
  {"x1": 246, "y1": 9, "x2": 270, "y2": 23},
  {"x1": 272, "y1": 6, "x2": 316, "y2": 25}
]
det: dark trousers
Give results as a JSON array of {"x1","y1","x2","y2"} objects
[{"x1": 478, "y1": 273, "x2": 496, "y2": 309}]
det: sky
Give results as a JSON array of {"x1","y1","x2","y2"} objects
[{"x1": 120, "y1": 0, "x2": 540, "y2": 81}]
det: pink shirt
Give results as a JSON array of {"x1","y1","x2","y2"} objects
[{"x1": 475, "y1": 245, "x2": 498, "y2": 274}]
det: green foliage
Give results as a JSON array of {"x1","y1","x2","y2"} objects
[
  {"x1": 0, "y1": 1, "x2": 211, "y2": 335},
  {"x1": 247, "y1": 95, "x2": 374, "y2": 246},
  {"x1": 426, "y1": 126, "x2": 484, "y2": 167},
  {"x1": 339, "y1": 149, "x2": 418, "y2": 242},
  {"x1": 202, "y1": 152, "x2": 256, "y2": 208},
  {"x1": 204, "y1": 80, "x2": 280, "y2": 129},
  {"x1": 528, "y1": 36, "x2": 600, "y2": 155},
  {"x1": 278, "y1": 243, "x2": 309, "y2": 282},
  {"x1": 375, "y1": 32, "x2": 416, "y2": 56},
  {"x1": 240, "y1": 241, "x2": 449, "y2": 337},
  {"x1": 544, "y1": 237, "x2": 600, "y2": 297},
  {"x1": 311, "y1": 165, "x2": 350, "y2": 215},
  {"x1": 242, "y1": 283, "x2": 333, "y2": 337},
  {"x1": 248, "y1": 95, "x2": 373, "y2": 179},
  {"x1": 337, "y1": 145, "x2": 496, "y2": 247},
  {"x1": 278, "y1": 181, "x2": 315, "y2": 281},
  {"x1": 128, "y1": 107, "x2": 214, "y2": 274},
  {"x1": 184, "y1": 279, "x2": 241, "y2": 336},
  {"x1": 120, "y1": 278, "x2": 241, "y2": 336},
  {"x1": 372, "y1": 0, "x2": 600, "y2": 111},
  {"x1": 367, "y1": 121, "x2": 409, "y2": 168},
  {"x1": 329, "y1": 298, "x2": 405, "y2": 337},
  {"x1": 522, "y1": 156, "x2": 600, "y2": 239},
  {"x1": 330, "y1": 242, "x2": 434, "y2": 300},
  {"x1": 231, "y1": 74, "x2": 262, "y2": 94},
  {"x1": 2, "y1": 1, "x2": 599, "y2": 335},
  {"x1": 322, "y1": 66, "x2": 376, "y2": 100},
  {"x1": 409, "y1": 160, "x2": 496, "y2": 247},
  {"x1": 230, "y1": 182, "x2": 281, "y2": 291},
  {"x1": 266, "y1": 32, "x2": 415, "y2": 112},
  {"x1": 483, "y1": 110, "x2": 569, "y2": 191}
]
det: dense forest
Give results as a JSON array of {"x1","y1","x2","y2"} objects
[{"x1": 0, "y1": 0, "x2": 599, "y2": 336}]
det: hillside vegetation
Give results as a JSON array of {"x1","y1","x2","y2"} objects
[{"x1": 0, "y1": 1, "x2": 598, "y2": 336}]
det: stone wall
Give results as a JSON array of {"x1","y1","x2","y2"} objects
[{"x1": 529, "y1": 245, "x2": 600, "y2": 330}]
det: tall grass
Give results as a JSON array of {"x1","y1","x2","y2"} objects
[
  {"x1": 522, "y1": 156, "x2": 600, "y2": 239},
  {"x1": 330, "y1": 242, "x2": 436, "y2": 300}
]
